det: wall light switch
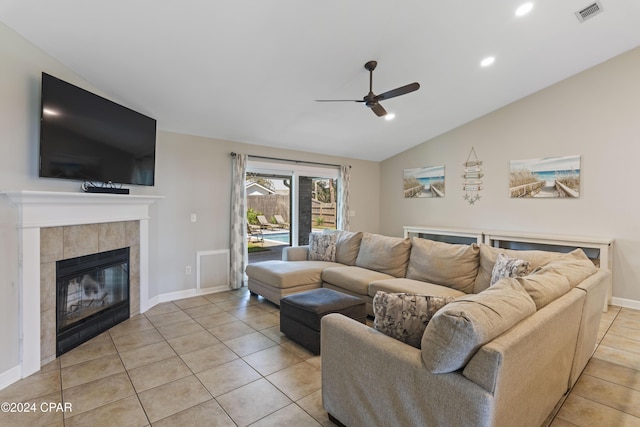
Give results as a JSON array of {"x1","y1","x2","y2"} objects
[
  {"x1": 190, "y1": 213, "x2": 197, "y2": 222},
  {"x1": 349, "y1": 210, "x2": 356, "y2": 217}
]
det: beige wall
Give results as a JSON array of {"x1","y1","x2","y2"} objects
[
  {"x1": 150, "y1": 131, "x2": 380, "y2": 296},
  {"x1": 0, "y1": 22, "x2": 380, "y2": 376},
  {"x1": 379, "y1": 46, "x2": 640, "y2": 303}
]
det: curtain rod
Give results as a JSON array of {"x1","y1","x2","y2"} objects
[{"x1": 230, "y1": 152, "x2": 350, "y2": 169}]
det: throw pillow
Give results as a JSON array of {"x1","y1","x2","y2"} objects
[
  {"x1": 308, "y1": 232, "x2": 337, "y2": 262},
  {"x1": 373, "y1": 291, "x2": 455, "y2": 348},
  {"x1": 490, "y1": 253, "x2": 531, "y2": 286}
]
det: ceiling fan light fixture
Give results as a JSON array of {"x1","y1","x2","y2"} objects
[
  {"x1": 515, "y1": 2, "x2": 534, "y2": 17},
  {"x1": 480, "y1": 56, "x2": 495, "y2": 67}
]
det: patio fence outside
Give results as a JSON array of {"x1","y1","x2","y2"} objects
[
  {"x1": 312, "y1": 200, "x2": 336, "y2": 227},
  {"x1": 247, "y1": 194, "x2": 336, "y2": 227},
  {"x1": 247, "y1": 194, "x2": 290, "y2": 223}
]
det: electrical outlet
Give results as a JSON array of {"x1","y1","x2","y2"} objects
[
  {"x1": 190, "y1": 213, "x2": 197, "y2": 222},
  {"x1": 185, "y1": 266, "x2": 192, "y2": 275}
]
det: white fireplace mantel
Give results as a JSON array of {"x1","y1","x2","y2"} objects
[{"x1": 2, "y1": 190, "x2": 163, "y2": 379}]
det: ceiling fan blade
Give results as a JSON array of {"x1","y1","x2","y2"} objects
[
  {"x1": 370, "y1": 103, "x2": 387, "y2": 117},
  {"x1": 376, "y1": 82, "x2": 420, "y2": 101},
  {"x1": 315, "y1": 99, "x2": 364, "y2": 102}
]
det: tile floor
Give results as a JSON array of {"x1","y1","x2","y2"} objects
[{"x1": 0, "y1": 289, "x2": 638, "y2": 427}]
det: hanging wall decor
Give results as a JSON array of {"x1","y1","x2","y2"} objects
[
  {"x1": 509, "y1": 155, "x2": 580, "y2": 198},
  {"x1": 462, "y1": 147, "x2": 483, "y2": 204},
  {"x1": 403, "y1": 166, "x2": 445, "y2": 198}
]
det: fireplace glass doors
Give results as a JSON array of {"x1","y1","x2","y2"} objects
[{"x1": 56, "y1": 247, "x2": 130, "y2": 355}]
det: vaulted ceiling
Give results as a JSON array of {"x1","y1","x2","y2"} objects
[{"x1": 2, "y1": 0, "x2": 639, "y2": 161}]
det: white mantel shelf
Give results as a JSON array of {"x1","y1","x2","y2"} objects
[
  {"x1": 1, "y1": 190, "x2": 163, "y2": 380},
  {"x1": 2, "y1": 190, "x2": 164, "y2": 228}
]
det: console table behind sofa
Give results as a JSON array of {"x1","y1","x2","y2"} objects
[{"x1": 403, "y1": 226, "x2": 614, "y2": 311}]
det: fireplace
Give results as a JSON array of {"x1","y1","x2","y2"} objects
[
  {"x1": 56, "y1": 247, "x2": 130, "y2": 356},
  {"x1": 2, "y1": 190, "x2": 161, "y2": 379}
]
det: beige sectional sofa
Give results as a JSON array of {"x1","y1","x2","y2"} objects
[{"x1": 245, "y1": 231, "x2": 610, "y2": 426}]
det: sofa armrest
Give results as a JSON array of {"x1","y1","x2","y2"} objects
[
  {"x1": 282, "y1": 245, "x2": 309, "y2": 261},
  {"x1": 321, "y1": 314, "x2": 493, "y2": 427},
  {"x1": 462, "y1": 289, "x2": 583, "y2": 427},
  {"x1": 571, "y1": 269, "x2": 610, "y2": 385}
]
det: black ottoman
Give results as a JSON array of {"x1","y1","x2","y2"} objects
[{"x1": 280, "y1": 288, "x2": 366, "y2": 354}]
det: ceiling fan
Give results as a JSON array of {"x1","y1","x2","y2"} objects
[{"x1": 316, "y1": 60, "x2": 420, "y2": 117}]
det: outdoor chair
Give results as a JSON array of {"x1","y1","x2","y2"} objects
[
  {"x1": 257, "y1": 215, "x2": 278, "y2": 230},
  {"x1": 274, "y1": 215, "x2": 290, "y2": 229},
  {"x1": 247, "y1": 223, "x2": 264, "y2": 244}
]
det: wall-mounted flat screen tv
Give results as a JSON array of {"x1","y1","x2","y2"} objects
[{"x1": 39, "y1": 72, "x2": 156, "y2": 186}]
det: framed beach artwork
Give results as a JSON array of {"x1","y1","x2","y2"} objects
[
  {"x1": 403, "y1": 166, "x2": 445, "y2": 198},
  {"x1": 509, "y1": 155, "x2": 580, "y2": 198}
]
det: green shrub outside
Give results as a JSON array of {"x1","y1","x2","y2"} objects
[{"x1": 247, "y1": 208, "x2": 262, "y2": 225}]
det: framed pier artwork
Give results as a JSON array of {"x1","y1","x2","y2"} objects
[
  {"x1": 403, "y1": 166, "x2": 445, "y2": 198},
  {"x1": 509, "y1": 155, "x2": 580, "y2": 198}
]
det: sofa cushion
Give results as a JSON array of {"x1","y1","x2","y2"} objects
[
  {"x1": 515, "y1": 271, "x2": 571, "y2": 310},
  {"x1": 373, "y1": 292, "x2": 455, "y2": 348},
  {"x1": 335, "y1": 230, "x2": 364, "y2": 266},
  {"x1": 490, "y1": 253, "x2": 531, "y2": 286},
  {"x1": 421, "y1": 278, "x2": 536, "y2": 373},
  {"x1": 322, "y1": 229, "x2": 364, "y2": 266},
  {"x1": 532, "y1": 249, "x2": 598, "y2": 288},
  {"x1": 245, "y1": 260, "x2": 340, "y2": 289},
  {"x1": 368, "y1": 278, "x2": 466, "y2": 299},
  {"x1": 322, "y1": 266, "x2": 394, "y2": 295},
  {"x1": 309, "y1": 232, "x2": 337, "y2": 262},
  {"x1": 406, "y1": 238, "x2": 479, "y2": 293},
  {"x1": 355, "y1": 233, "x2": 412, "y2": 278},
  {"x1": 475, "y1": 244, "x2": 569, "y2": 293}
]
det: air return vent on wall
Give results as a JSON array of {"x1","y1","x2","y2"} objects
[{"x1": 576, "y1": 1, "x2": 603, "y2": 23}]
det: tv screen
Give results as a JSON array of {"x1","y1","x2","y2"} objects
[{"x1": 39, "y1": 72, "x2": 156, "y2": 186}]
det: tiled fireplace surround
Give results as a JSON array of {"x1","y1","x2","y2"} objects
[
  {"x1": 3, "y1": 190, "x2": 162, "y2": 380},
  {"x1": 39, "y1": 221, "x2": 141, "y2": 365}
]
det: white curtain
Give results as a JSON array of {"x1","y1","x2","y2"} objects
[
  {"x1": 338, "y1": 165, "x2": 351, "y2": 231},
  {"x1": 229, "y1": 153, "x2": 248, "y2": 289}
]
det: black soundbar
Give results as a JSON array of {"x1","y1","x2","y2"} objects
[{"x1": 83, "y1": 186, "x2": 130, "y2": 195}]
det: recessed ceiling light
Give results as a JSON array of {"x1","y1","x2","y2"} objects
[
  {"x1": 385, "y1": 113, "x2": 395, "y2": 121},
  {"x1": 515, "y1": 2, "x2": 534, "y2": 16},
  {"x1": 480, "y1": 56, "x2": 495, "y2": 67}
]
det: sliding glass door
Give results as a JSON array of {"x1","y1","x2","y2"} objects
[{"x1": 246, "y1": 160, "x2": 339, "y2": 259}]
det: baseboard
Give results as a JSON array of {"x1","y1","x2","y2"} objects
[
  {"x1": 141, "y1": 285, "x2": 231, "y2": 314},
  {"x1": 0, "y1": 364, "x2": 22, "y2": 391},
  {"x1": 611, "y1": 297, "x2": 640, "y2": 310}
]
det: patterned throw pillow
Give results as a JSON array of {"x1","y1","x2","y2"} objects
[
  {"x1": 373, "y1": 292, "x2": 455, "y2": 348},
  {"x1": 490, "y1": 253, "x2": 531, "y2": 286},
  {"x1": 308, "y1": 232, "x2": 337, "y2": 262}
]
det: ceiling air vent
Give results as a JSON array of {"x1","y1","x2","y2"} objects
[{"x1": 576, "y1": 1, "x2": 603, "y2": 23}]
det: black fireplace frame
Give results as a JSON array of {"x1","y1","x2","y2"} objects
[{"x1": 56, "y1": 247, "x2": 130, "y2": 356}]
